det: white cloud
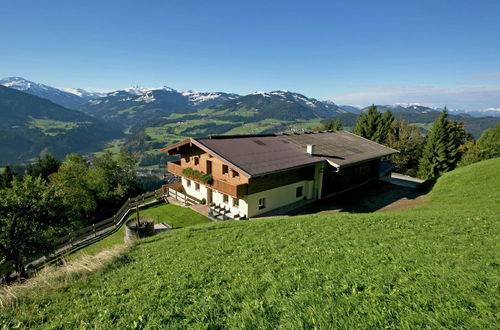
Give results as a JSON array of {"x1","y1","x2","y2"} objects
[{"x1": 329, "y1": 84, "x2": 500, "y2": 111}]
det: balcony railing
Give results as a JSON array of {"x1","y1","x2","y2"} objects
[
  {"x1": 167, "y1": 160, "x2": 184, "y2": 177},
  {"x1": 167, "y1": 161, "x2": 248, "y2": 198}
]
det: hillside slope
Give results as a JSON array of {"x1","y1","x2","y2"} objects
[
  {"x1": 0, "y1": 86, "x2": 122, "y2": 164},
  {"x1": 1, "y1": 159, "x2": 499, "y2": 328}
]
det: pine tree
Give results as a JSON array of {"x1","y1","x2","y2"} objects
[
  {"x1": 386, "y1": 120, "x2": 424, "y2": 176},
  {"x1": 314, "y1": 119, "x2": 343, "y2": 131},
  {"x1": 353, "y1": 105, "x2": 393, "y2": 143},
  {"x1": 459, "y1": 124, "x2": 500, "y2": 166},
  {"x1": 26, "y1": 154, "x2": 62, "y2": 182},
  {"x1": 417, "y1": 109, "x2": 470, "y2": 179},
  {"x1": 373, "y1": 110, "x2": 394, "y2": 143}
]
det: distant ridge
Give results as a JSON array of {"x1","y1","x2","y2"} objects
[
  {"x1": 0, "y1": 85, "x2": 122, "y2": 164},
  {"x1": 0, "y1": 77, "x2": 102, "y2": 109}
]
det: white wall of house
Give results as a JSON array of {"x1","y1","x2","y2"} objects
[
  {"x1": 243, "y1": 179, "x2": 314, "y2": 218},
  {"x1": 181, "y1": 165, "x2": 323, "y2": 219},
  {"x1": 212, "y1": 190, "x2": 247, "y2": 218},
  {"x1": 182, "y1": 178, "x2": 208, "y2": 201},
  {"x1": 182, "y1": 178, "x2": 247, "y2": 218}
]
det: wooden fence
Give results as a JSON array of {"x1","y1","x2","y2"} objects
[
  {"x1": 164, "y1": 187, "x2": 201, "y2": 206},
  {"x1": 27, "y1": 188, "x2": 167, "y2": 270}
]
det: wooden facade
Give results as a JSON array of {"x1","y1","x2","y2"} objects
[
  {"x1": 321, "y1": 159, "x2": 380, "y2": 198},
  {"x1": 248, "y1": 166, "x2": 316, "y2": 195},
  {"x1": 166, "y1": 144, "x2": 249, "y2": 198}
]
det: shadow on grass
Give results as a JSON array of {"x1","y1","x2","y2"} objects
[{"x1": 290, "y1": 181, "x2": 426, "y2": 215}]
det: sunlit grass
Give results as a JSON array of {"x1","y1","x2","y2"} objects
[
  {"x1": 28, "y1": 118, "x2": 88, "y2": 136},
  {"x1": 1, "y1": 160, "x2": 498, "y2": 328}
]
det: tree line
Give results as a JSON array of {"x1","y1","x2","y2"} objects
[
  {"x1": 317, "y1": 105, "x2": 500, "y2": 179},
  {"x1": 0, "y1": 151, "x2": 142, "y2": 279}
]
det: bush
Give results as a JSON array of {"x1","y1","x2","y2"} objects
[{"x1": 182, "y1": 167, "x2": 213, "y2": 184}]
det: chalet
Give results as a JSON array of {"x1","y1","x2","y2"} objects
[{"x1": 162, "y1": 131, "x2": 398, "y2": 219}]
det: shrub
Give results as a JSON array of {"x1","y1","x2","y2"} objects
[{"x1": 182, "y1": 167, "x2": 213, "y2": 184}]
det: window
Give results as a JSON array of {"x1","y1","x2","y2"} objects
[
  {"x1": 186, "y1": 179, "x2": 191, "y2": 187},
  {"x1": 232, "y1": 170, "x2": 239, "y2": 178},
  {"x1": 233, "y1": 198, "x2": 239, "y2": 207},
  {"x1": 194, "y1": 157, "x2": 199, "y2": 166},
  {"x1": 258, "y1": 198, "x2": 266, "y2": 210},
  {"x1": 222, "y1": 164, "x2": 229, "y2": 175},
  {"x1": 195, "y1": 182, "x2": 200, "y2": 191},
  {"x1": 296, "y1": 186, "x2": 304, "y2": 198},
  {"x1": 223, "y1": 194, "x2": 229, "y2": 203},
  {"x1": 184, "y1": 155, "x2": 190, "y2": 163}
]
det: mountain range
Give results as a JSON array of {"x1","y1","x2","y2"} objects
[
  {"x1": 0, "y1": 77, "x2": 105, "y2": 109},
  {"x1": 1, "y1": 76, "x2": 499, "y2": 165},
  {"x1": 77, "y1": 86, "x2": 240, "y2": 127},
  {"x1": 2, "y1": 77, "x2": 500, "y2": 118},
  {"x1": 0, "y1": 85, "x2": 121, "y2": 163}
]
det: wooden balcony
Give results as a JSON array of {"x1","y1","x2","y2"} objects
[
  {"x1": 167, "y1": 161, "x2": 248, "y2": 198},
  {"x1": 167, "y1": 160, "x2": 184, "y2": 177}
]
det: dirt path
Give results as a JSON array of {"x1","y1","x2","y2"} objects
[
  {"x1": 376, "y1": 195, "x2": 427, "y2": 213},
  {"x1": 287, "y1": 180, "x2": 427, "y2": 216}
]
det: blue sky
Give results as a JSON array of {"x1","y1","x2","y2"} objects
[{"x1": 1, "y1": 0, "x2": 499, "y2": 110}]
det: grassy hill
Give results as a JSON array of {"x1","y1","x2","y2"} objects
[
  {"x1": 0, "y1": 86, "x2": 122, "y2": 164},
  {"x1": 1, "y1": 159, "x2": 499, "y2": 328}
]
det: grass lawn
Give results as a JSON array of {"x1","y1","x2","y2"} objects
[
  {"x1": 1, "y1": 159, "x2": 498, "y2": 328},
  {"x1": 69, "y1": 203, "x2": 211, "y2": 260},
  {"x1": 133, "y1": 203, "x2": 212, "y2": 228},
  {"x1": 28, "y1": 119, "x2": 86, "y2": 136},
  {"x1": 68, "y1": 226, "x2": 126, "y2": 261}
]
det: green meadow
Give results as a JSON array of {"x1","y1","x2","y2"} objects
[
  {"x1": 69, "y1": 204, "x2": 211, "y2": 260},
  {"x1": 28, "y1": 118, "x2": 89, "y2": 136},
  {"x1": 0, "y1": 158, "x2": 498, "y2": 328}
]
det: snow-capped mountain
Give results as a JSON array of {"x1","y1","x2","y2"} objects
[
  {"x1": 205, "y1": 90, "x2": 346, "y2": 121},
  {"x1": 253, "y1": 90, "x2": 345, "y2": 116},
  {"x1": 447, "y1": 108, "x2": 500, "y2": 118},
  {"x1": 182, "y1": 90, "x2": 240, "y2": 108},
  {"x1": 0, "y1": 77, "x2": 100, "y2": 109},
  {"x1": 359, "y1": 103, "x2": 438, "y2": 114},
  {"x1": 62, "y1": 88, "x2": 106, "y2": 100},
  {"x1": 78, "y1": 86, "x2": 241, "y2": 126},
  {"x1": 338, "y1": 105, "x2": 363, "y2": 114},
  {"x1": 0, "y1": 84, "x2": 122, "y2": 163}
]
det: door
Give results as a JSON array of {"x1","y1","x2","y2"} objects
[
  {"x1": 206, "y1": 160, "x2": 212, "y2": 174},
  {"x1": 207, "y1": 189, "x2": 213, "y2": 205}
]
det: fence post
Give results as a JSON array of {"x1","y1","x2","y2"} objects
[{"x1": 93, "y1": 223, "x2": 96, "y2": 237}]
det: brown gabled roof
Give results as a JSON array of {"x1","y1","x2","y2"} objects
[
  {"x1": 196, "y1": 136, "x2": 322, "y2": 177},
  {"x1": 161, "y1": 131, "x2": 398, "y2": 177},
  {"x1": 281, "y1": 131, "x2": 398, "y2": 167}
]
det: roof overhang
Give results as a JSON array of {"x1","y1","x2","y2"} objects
[
  {"x1": 161, "y1": 138, "x2": 253, "y2": 178},
  {"x1": 324, "y1": 151, "x2": 398, "y2": 168}
]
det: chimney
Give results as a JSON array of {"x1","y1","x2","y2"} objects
[{"x1": 306, "y1": 144, "x2": 315, "y2": 155}]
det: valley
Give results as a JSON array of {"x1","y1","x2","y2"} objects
[{"x1": 1, "y1": 77, "x2": 499, "y2": 168}]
